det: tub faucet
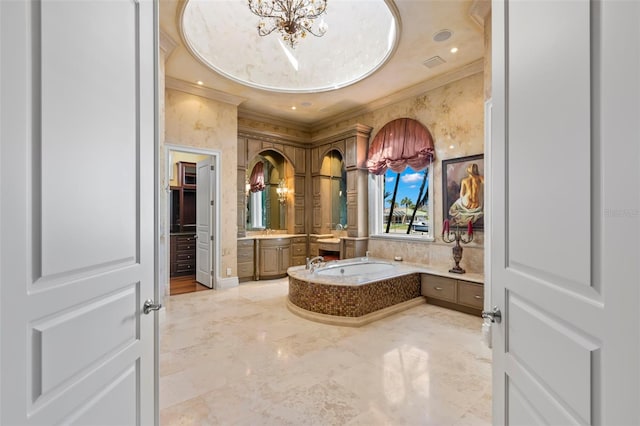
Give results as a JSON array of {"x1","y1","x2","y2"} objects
[{"x1": 306, "y1": 256, "x2": 324, "y2": 272}]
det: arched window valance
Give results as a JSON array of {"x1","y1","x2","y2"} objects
[
  {"x1": 249, "y1": 162, "x2": 265, "y2": 192},
  {"x1": 366, "y1": 118, "x2": 435, "y2": 175}
]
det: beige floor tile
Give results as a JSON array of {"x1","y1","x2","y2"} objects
[{"x1": 160, "y1": 277, "x2": 492, "y2": 425}]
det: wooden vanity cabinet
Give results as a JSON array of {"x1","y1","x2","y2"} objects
[
  {"x1": 257, "y1": 238, "x2": 291, "y2": 279},
  {"x1": 237, "y1": 239, "x2": 255, "y2": 282},
  {"x1": 420, "y1": 274, "x2": 484, "y2": 316},
  {"x1": 291, "y1": 236, "x2": 307, "y2": 267}
]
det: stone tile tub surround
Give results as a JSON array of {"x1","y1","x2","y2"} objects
[
  {"x1": 287, "y1": 258, "x2": 483, "y2": 324},
  {"x1": 289, "y1": 273, "x2": 421, "y2": 317}
]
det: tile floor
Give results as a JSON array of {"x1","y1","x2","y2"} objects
[{"x1": 159, "y1": 278, "x2": 492, "y2": 425}]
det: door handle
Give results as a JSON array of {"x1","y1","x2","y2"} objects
[
  {"x1": 143, "y1": 299, "x2": 162, "y2": 315},
  {"x1": 482, "y1": 306, "x2": 502, "y2": 323}
]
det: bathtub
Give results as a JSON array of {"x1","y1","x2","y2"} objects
[
  {"x1": 315, "y1": 260, "x2": 394, "y2": 277},
  {"x1": 286, "y1": 258, "x2": 424, "y2": 326}
]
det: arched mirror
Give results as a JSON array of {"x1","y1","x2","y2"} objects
[
  {"x1": 321, "y1": 149, "x2": 347, "y2": 230},
  {"x1": 246, "y1": 150, "x2": 292, "y2": 231}
]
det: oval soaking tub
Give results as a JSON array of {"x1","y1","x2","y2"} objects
[
  {"x1": 286, "y1": 258, "x2": 424, "y2": 326},
  {"x1": 316, "y1": 261, "x2": 394, "y2": 277}
]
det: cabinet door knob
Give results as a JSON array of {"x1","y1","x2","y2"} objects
[
  {"x1": 474, "y1": 295, "x2": 482, "y2": 299},
  {"x1": 434, "y1": 286, "x2": 443, "y2": 291}
]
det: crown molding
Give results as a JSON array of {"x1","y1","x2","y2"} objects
[
  {"x1": 310, "y1": 58, "x2": 484, "y2": 133},
  {"x1": 237, "y1": 129, "x2": 310, "y2": 146},
  {"x1": 159, "y1": 30, "x2": 178, "y2": 58},
  {"x1": 468, "y1": 0, "x2": 491, "y2": 27},
  {"x1": 165, "y1": 77, "x2": 247, "y2": 106},
  {"x1": 237, "y1": 109, "x2": 313, "y2": 134},
  {"x1": 311, "y1": 123, "x2": 373, "y2": 144}
]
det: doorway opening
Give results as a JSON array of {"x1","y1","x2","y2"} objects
[{"x1": 161, "y1": 145, "x2": 220, "y2": 297}]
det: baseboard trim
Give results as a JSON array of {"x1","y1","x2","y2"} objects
[{"x1": 216, "y1": 276, "x2": 239, "y2": 290}]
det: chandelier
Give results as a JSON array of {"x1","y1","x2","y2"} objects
[{"x1": 247, "y1": 0, "x2": 329, "y2": 48}]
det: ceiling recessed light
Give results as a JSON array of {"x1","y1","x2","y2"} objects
[
  {"x1": 433, "y1": 29, "x2": 453, "y2": 42},
  {"x1": 291, "y1": 106, "x2": 297, "y2": 110},
  {"x1": 196, "y1": 80, "x2": 204, "y2": 85},
  {"x1": 450, "y1": 47, "x2": 458, "y2": 53},
  {"x1": 449, "y1": 144, "x2": 455, "y2": 149}
]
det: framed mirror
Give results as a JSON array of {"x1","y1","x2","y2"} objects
[
  {"x1": 321, "y1": 149, "x2": 347, "y2": 230},
  {"x1": 246, "y1": 150, "x2": 292, "y2": 231}
]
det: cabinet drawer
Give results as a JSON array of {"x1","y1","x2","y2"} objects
[
  {"x1": 176, "y1": 243, "x2": 195, "y2": 251},
  {"x1": 237, "y1": 248, "x2": 254, "y2": 263},
  {"x1": 457, "y1": 281, "x2": 484, "y2": 309},
  {"x1": 421, "y1": 275, "x2": 457, "y2": 303},
  {"x1": 238, "y1": 239, "x2": 254, "y2": 248},
  {"x1": 176, "y1": 262, "x2": 195, "y2": 273},
  {"x1": 238, "y1": 262, "x2": 254, "y2": 278},
  {"x1": 177, "y1": 253, "x2": 194, "y2": 261},
  {"x1": 291, "y1": 256, "x2": 307, "y2": 267},
  {"x1": 175, "y1": 235, "x2": 196, "y2": 243},
  {"x1": 292, "y1": 243, "x2": 306, "y2": 256},
  {"x1": 292, "y1": 237, "x2": 307, "y2": 244}
]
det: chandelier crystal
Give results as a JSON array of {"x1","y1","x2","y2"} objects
[{"x1": 247, "y1": 0, "x2": 329, "y2": 48}]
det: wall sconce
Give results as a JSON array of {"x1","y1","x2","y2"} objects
[
  {"x1": 245, "y1": 177, "x2": 251, "y2": 196},
  {"x1": 276, "y1": 179, "x2": 289, "y2": 204}
]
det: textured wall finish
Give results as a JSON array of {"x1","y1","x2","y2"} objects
[
  {"x1": 164, "y1": 89, "x2": 239, "y2": 278},
  {"x1": 314, "y1": 73, "x2": 485, "y2": 273}
]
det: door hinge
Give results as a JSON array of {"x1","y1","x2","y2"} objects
[
  {"x1": 210, "y1": 165, "x2": 215, "y2": 171},
  {"x1": 210, "y1": 235, "x2": 214, "y2": 241},
  {"x1": 210, "y1": 200, "x2": 214, "y2": 206},
  {"x1": 211, "y1": 270, "x2": 214, "y2": 276}
]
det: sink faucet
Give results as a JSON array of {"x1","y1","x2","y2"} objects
[
  {"x1": 306, "y1": 256, "x2": 324, "y2": 272},
  {"x1": 335, "y1": 223, "x2": 344, "y2": 231}
]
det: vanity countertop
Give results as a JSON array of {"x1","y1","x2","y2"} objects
[{"x1": 238, "y1": 234, "x2": 305, "y2": 240}]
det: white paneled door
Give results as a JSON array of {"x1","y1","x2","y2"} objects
[
  {"x1": 491, "y1": 0, "x2": 639, "y2": 424},
  {"x1": 1, "y1": 1, "x2": 157, "y2": 424},
  {"x1": 196, "y1": 158, "x2": 214, "y2": 288}
]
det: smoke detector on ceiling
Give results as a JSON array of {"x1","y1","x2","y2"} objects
[{"x1": 422, "y1": 56, "x2": 446, "y2": 69}]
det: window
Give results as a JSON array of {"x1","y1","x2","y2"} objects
[
  {"x1": 366, "y1": 118, "x2": 435, "y2": 240},
  {"x1": 369, "y1": 162, "x2": 434, "y2": 240}
]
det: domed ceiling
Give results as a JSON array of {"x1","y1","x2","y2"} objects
[
  {"x1": 181, "y1": 0, "x2": 398, "y2": 93},
  {"x1": 160, "y1": 0, "x2": 486, "y2": 124}
]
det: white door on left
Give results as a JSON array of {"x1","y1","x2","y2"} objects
[{"x1": 0, "y1": 1, "x2": 157, "y2": 424}]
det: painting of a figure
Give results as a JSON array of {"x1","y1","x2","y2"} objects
[{"x1": 442, "y1": 154, "x2": 484, "y2": 229}]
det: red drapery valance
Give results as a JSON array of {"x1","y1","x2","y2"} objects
[
  {"x1": 249, "y1": 162, "x2": 265, "y2": 192},
  {"x1": 366, "y1": 118, "x2": 435, "y2": 175}
]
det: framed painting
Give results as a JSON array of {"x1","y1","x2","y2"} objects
[{"x1": 442, "y1": 154, "x2": 484, "y2": 230}]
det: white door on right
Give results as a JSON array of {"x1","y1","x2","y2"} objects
[
  {"x1": 196, "y1": 158, "x2": 214, "y2": 288},
  {"x1": 491, "y1": 0, "x2": 639, "y2": 424}
]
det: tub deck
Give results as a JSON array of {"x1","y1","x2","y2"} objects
[{"x1": 286, "y1": 257, "x2": 483, "y2": 326}]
